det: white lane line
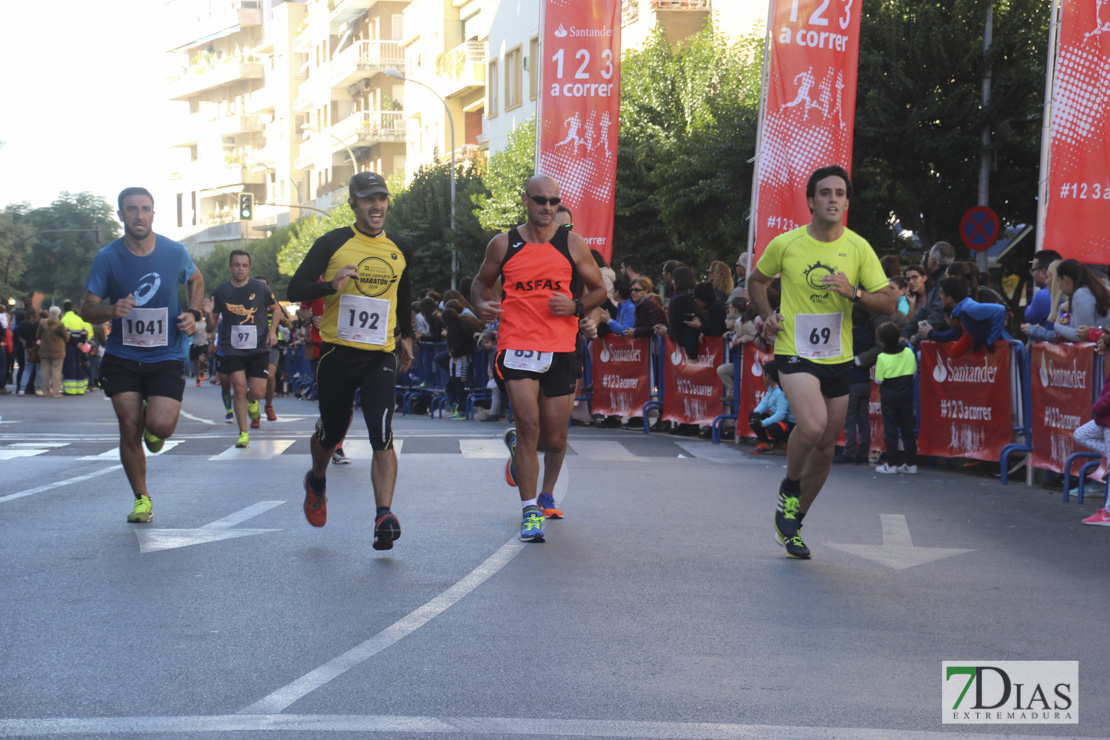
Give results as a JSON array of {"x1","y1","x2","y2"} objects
[
  {"x1": 180, "y1": 410, "x2": 219, "y2": 426},
  {"x1": 566, "y1": 440, "x2": 636, "y2": 460},
  {"x1": 0, "y1": 449, "x2": 49, "y2": 460},
  {"x1": 208, "y1": 439, "x2": 296, "y2": 461},
  {"x1": 342, "y1": 438, "x2": 403, "y2": 459},
  {"x1": 238, "y1": 470, "x2": 570, "y2": 715},
  {"x1": 0, "y1": 714, "x2": 1086, "y2": 739},
  {"x1": 0, "y1": 466, "x2": 123, "y2": 504},
  {"x1": 203, "y1": 501, "x2": 285, "y2": 529},
  {"x1": 459, "y1": 439, "x2": 505, "y2": 458}
]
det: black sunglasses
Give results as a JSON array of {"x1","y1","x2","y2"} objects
[
  {"x1": 561, "y1": 223, "x2": 573, "y2": 231},
  {"x1": 526, "y1": 194, "x2": 561, "y2": 206}
]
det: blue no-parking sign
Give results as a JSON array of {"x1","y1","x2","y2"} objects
[{"x1": 960, "y1": 206, "x2": 999, "y2": 252}]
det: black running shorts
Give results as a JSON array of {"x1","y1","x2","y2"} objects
[
  {"x1": 776, "y1": 355, "x2": 853, "y2": 399},
  {"x1": 314, "y1": 343, "x2": 398, "y2": 451},
  {"x1": 99, "y1": 354, "x2": 186, "y2": 402},
  {"x1": 494, "y1": 349, "x2": 580, "y2": 398},
  {"x1": 222, "y1": 352, "x2": 270, "y2": 379}
]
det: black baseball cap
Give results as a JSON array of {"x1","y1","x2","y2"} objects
[{"x1": 349, "y1": 172, "x2": 390, "y2": 198}]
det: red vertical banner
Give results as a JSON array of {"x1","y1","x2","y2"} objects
[
  {"x1": 1042, "y1": 0, "x2": 1110, "y2": 260},
  {"x1": 538, "y1": 0, "x2": 621, "y2": 262},
  {"x1": 753, "y1": 0, "x2": 863, "y2": 257},
  {"x1": 590, "y1": 335, "x2": 651, "y2": 417},
  {"x1": 1030, "y1": 342, "x2": 1095, "y2": 473},
  {"x1": 917, "y1": 342, "x2": 1013, "y2": 462},
  {"x1": 737, "y1": 341, "x2": 776, "y2": 437},
  {"x1": 661, "y1": 336, "x2": 725, "y2": 426}
]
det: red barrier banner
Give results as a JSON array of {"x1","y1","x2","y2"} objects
[
  {"x1": 737, "y1": 342, "x2": 775, "y2": 437},
  {"x1": 1042, "y1": 0, "x2": 1110, "y2": 260},
  {"x1": 752, "y1": 0, "x2": 863, "y2": 257},
  {"x1": 917, "y1": 341, "x2": 1012, "y2": 461},
  {"x1": 538, "y1": 0, "x2": 622, "y2": 262},
  {"x1": 590, "y1": 335, "x2": 651, "y2": 417},
  {"x1": 1030, "y1": 341, "x2": 1095, "y2": 473},
  {"x1": 661, "y1": 335, "x2": 725, "y2": 426}
]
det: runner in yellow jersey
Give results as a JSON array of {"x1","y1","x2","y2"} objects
[{"x1": 749, "y1": 165, "x2": 893, "y2": 560}]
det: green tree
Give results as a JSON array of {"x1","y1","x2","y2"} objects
[
  {"x1": 0, "y1": 205, "x2": 32, "y2": 302},
  {"x1": 196, "y1": 225, "x2": 295, "y2": 299},
  {"x1": 852, "y1": 0, "x2": 1049, "y2": 256},
  {"x1": 276, "y1": 202, "x2": 356, "y2": 278},
  {"x1": 615, "y1": 26, "x2": 763, "y2": 272},
  {"x1": 474, "y1": 117, "x2": 535, "y2": 233},
  {"x1": 388, "y1": 159, "x2": 495, "y2": 292},
  {"x1": 17, "y1": 192, "x2": 120, "y2": 304}
]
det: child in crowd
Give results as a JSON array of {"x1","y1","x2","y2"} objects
[
  {"x1": 918, "y1": 276, "x2": 1009, "y2": 357},
  {"x1": 477, "y1": 328, "x2": 505, "y2": 422},
  {"x1": 835, "y1": 303, "x2": 875, "y2": 465},
  {"x1": 874, "y1": 322, "x2": 918, "y2": 474},
  {"x1": 749, "y1": 360, "x2": 795, "y2": 454}
]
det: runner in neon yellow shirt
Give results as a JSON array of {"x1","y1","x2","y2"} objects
[{"x1": 749, "y1": 165, "x2": 894, "y2": 560}]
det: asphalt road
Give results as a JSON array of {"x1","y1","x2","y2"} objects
[{"x1": 1, "y1": 383, "x2": 1107, "y2": 739}]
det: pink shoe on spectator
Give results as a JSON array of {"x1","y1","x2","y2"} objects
[{"x1": 1081, "y1": 508, "x2": 1110, "y2": 526}]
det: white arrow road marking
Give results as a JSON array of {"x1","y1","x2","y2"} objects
[
  {"x1": 179, "y1": 410, "x2": 219, "y2": 425},
  {"x1": 134, "y1": 501, "x2": 284, "y2": 554},
  {"x1": 0, "y1": 466, "x2": 123, "y2": 504},
  {"x1": 826, "y1": 514, "x2": 974, "y2": 570}
]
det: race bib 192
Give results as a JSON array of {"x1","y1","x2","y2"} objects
[
  {"x1": 794, "y1": 312, "x2": 843, "y2": 360},
  {"x1": 122, "y1": 307, "x2": 168, "y2": 347},
  {"x1": 503, "y1": 349, "x2": 553, "y2": 373},
  {"x1": 336, "y1": 294, "x2": 389, "y2": 345}
]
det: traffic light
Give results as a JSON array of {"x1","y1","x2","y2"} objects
[{"x1": 238, "y1": 193, "x2": 254, "y2": 221}]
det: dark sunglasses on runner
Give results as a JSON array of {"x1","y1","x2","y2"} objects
[
  {"x1": 561, "y1": 223, "x2": 573, "y2": 231},
  {"x1": 526, "y1": 194, "x2": 561, "y2": 206}
]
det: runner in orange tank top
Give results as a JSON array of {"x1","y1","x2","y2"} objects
[{"x1": 472, "y1": 174, "x2": 607, "y2": 543}]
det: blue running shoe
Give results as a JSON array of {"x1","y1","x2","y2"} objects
[
  {"x1": 537, "y1": 492, "x2": 563, "y2": 519},
  {"x1": 519, "y1": 506, "x2": 545, "y2": 542},
  {"x1": 503, "y1": 427, "x2": 517, "y2": 487}
]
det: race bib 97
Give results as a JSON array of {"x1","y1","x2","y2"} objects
[
  {"x1": 794, "y1": 313, "x2": 843, "y2": 360},
  {"x1": 504, "y1": 349, "x2": 553, "y2": 373},
  {"x1": 122, "y1": 307, "x2": 168, "y2": 347},
  {"x1": 336, "y1": 294, "x2": 389, "y2": 345},
  {"x1": 231, "y1": 324, "x2": 258, "y2": 350}
]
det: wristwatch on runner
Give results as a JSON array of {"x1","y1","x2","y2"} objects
[{"x1": 849, "y1": 286, "x2": 863, "y2": 303}]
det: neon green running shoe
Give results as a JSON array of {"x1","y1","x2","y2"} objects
[
  {"x1": 235, "y1": 431, "x2": 250, "y2": 448},
  {"x1": 143, "y1": 429, "x2": 165, "y2": 454},
  {"x1": 519, "y1": 506, "x2": 545, "y2": 543},
  {"x1": 128, "y1": 495, "x2": 153, "y2": 523},
  {"x1": 248, "y1": 400, "x2": 260, "y2": 421}
]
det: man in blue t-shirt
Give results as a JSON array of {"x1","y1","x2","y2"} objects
[{"x1": 81, "y1": 187, "x2": 204, "y2": 524}]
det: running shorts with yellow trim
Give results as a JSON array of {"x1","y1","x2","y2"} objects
[
  {"x1": 99, "y1": 354, "x2": 186, "y2": 402},
  {"x1": 314, "y1": 342, "x2": 398, "y2": 451},
  {"x1": 494, "y1": 349, "x2": 580, "y2": 398},
  {"x1": 776, "y1": 354, "x2": 853, "y2": 399}
]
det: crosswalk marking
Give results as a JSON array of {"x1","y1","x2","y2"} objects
[
  {"x1": 341, "y1": 439, "x2": 403, "y2": 458},
  {"x1": 459, "y1": 439, "x2": 506, "y2": 458},
  {"x1": 566, "y1": 440, "x2": 637, "y2": 460},
  {"x1": 0, "y1": 449, "x2": 51, "y2": 460},
  {"x1": 79, "y1": 441, "x2": 183, "y2": 461},
  {"x1": 208, "y1": 439, "x2": 297, "y2": 461},
  {"x1": 674, "y1": 441, "x2": 741, "y2": 462}
]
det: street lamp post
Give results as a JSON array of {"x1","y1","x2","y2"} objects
[
  {"x1": 384, "y1": 68, "x2": 457, "y2": 289},
  {"x1": 300, "y1": 124, "x2": 359, "y2": 177}
]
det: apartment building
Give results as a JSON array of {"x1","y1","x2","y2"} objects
[
  {"x1": 165, "y1": 0, "x2": 410, "y2": 255},
  {"x1": 398, "y1": 0, "x2": 488, "y2": 182}
]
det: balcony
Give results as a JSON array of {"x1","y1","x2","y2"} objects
[
  {"x1": 330, "y1": 0, "x2": 387, "y2": 29},
  {"x1": 333, "y1": 110, "x2": 405, "y2": 146},
  {"x1": 171, "y1": 112, "x2": 264, "y2": 146},
  {"x1": 621, "y1": 0, "x2": 710, "y2": 25},
  {"x1": 168, "y1": 59, "x2": 265, "y2": 101},
  {"x1": 331, "y1": 40, "x2": 404, "y2": 90},
  {"x1": 180, "y1": 158, "x2": 267, "y2": 189},
  {"x1": 435, "y1": 41, "x2": 486, "y2": 99}
]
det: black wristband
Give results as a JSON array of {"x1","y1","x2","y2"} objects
[
  {"x1": 574, "y1": 298, "x2": 584, "y2": 318},
  {"x1": 188, "y1": 308, "x2": 203, "y2": 321}
]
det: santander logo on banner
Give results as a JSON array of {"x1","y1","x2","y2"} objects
[
  {"x1": 752, "y1": 0, "x2": 863, "y2": 257},
  {"x1": 538, "y1": 0, "x2": 622, "y2": 262}
]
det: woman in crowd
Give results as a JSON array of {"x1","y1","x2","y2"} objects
[
  {"x1": 1050, "y1": 259, "x2": 1110, "y2": 342},
  {"x1": 36, "y1": 306, "x2": 68, "y2": 398},
  {"x1": 624, "y1": 277, "x2": 666, "y2": 338},
  {"x1": 904, "y1": 264, "x2": 929, "y2": 318},
  {"x1": 660, "y1": 265, "x2": 700, "y2": 359},
  {"x1": 707, "y1": 260, "x2": 734, "y2": 303}
]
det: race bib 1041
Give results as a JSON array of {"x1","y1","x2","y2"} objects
[{"x1": 122, "y1": 307, "x2": 168, "y2": 347}]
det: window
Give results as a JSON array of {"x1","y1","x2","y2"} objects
[
  {"x1": 488, "y1": 58, "x2": 499, "y2": 117},
  {"x1": 529, "y1": 36, "x2": 539, "y2": 100},
  {"x1": 505, "y1": 45, "x2": 522, "y2": 111}
]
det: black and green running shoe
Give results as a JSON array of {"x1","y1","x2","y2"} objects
[
  {"x1": 781, "y1": 527, "x2": 811, "y2": 560},
  {"x1": 774, "y1": 484, "x2": 801, "y2": 544}
]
